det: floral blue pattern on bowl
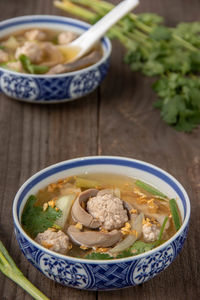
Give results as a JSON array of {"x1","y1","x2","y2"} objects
[
  {"x1": 13, "y1": 156, "x2": 190, "y2": 290},
  {"x1": 0, "y1": 16, "x2": 111, "y2": 103}
]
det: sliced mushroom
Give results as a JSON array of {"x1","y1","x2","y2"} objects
[
  {"x1": 71, "y1": 189, "x2": 101, "y2": 229},
  {"x1": 97, "y1": 189, "x2": 113, "y2": 196},
  {"x1": 47, "y1": 50, "x2": 102, "y2": 74},
  {"x1": 123, "y1": 201, "x2": 134, "y2": 220},
  {"x1": 67, "y1": 225, "x2": 122, "y2": 248}
]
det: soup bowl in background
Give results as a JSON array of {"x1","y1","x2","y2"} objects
[
  {"x1": 13, "y1": 156, "x2": 190, "y2": 290},
  {"x1": 0, "y1": 15, "x2": 111, "y2": 103}
]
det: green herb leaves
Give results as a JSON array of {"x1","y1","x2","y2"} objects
[
  {"x1": 130, "y1": 240, "x2": 155, "y2": 254},
  {"x1": 21, "y1": 195, "x2": 62, "y2": 238},
  {"x1": 123, "y1": 18, "x2": 200, "y2": 131},
  {"x1": 150, "y1": 26, "x2": 172, "y2": 41},
  {"x1": 115, "y1": 241, "x2": 155, "y2": 258},
  {"x1": 19, "y1": 54, "x2": 49, "y2": 74},
  {"x1": 153, "y1": 74, "x2": 200, "y2": 132},
  {"x1": 85, "y1": 252, "x2": 113, "y2": 260},
  {"x1": 84, "y1": 240, "x2": 156, "y2": 260}
]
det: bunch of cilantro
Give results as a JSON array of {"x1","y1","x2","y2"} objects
[
  {"x1": 55, "y1": 0, "x2": 200, "y2": 132},
  {"x1": 122, "y1": 16, "x2": 200, "y2": 132}
]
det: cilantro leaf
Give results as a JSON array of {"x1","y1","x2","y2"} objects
[
  {"x1": 85, "y1": 250, "x2": 133, "y2": 260},
  {"x1": 130, "y1": 241, "x2": 155, "y2": 255},
  {"x1": 153, "y1": 73, "x2": 200, "y2": 131},
  {"x1": 174, "y1": 22, "x2": 200, "y2": 47},
  {"x1": 142, "y1": 60, "x2": 164, "y2": 76},
  {"x1": 85, "y1": 252, "x2": 113, "y2": 260},
  {"x1": 150, "y1": 26, "x2": 172, "y2": 41},
  {"x1": 190, "y1": 52, "x2": 200, "y2": 72},
  {"x1": 137, "y1": 13, "x2": 164, "y2": 26},
  {"x1": 21, "y1": 195, "x2": 62, "y2": 238},
  {"x1": 84, "y1": 241, "x2": 157, "y2": 260},
  {"x1": 116, "y1": 249, "x2": 133, "y2": 258}
]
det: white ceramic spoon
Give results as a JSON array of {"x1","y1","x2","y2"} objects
[{"x1": 61, "y1": 0, "x2": 139, "y2": 63}]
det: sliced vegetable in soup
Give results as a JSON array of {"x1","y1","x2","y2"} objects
[
  {"x1": 0, "y1": 28, "x2": 103, "y2": 74},
  {"x1": 21, "y1": 173, "x2": 182, "y2": 259}
]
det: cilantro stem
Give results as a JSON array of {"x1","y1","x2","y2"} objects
[
  {"x1": 125, "y1": 31, "x2": 151, "y2": 48},
  {"x1": 129, "y1": 14, "x2": 152, "y2": 34},
  {"x1": 0, "y1": 241, "x2": 49, "y2": 300},
  {"x1": 172, "y1": 33, "x2": 198, "y2": 52},
  {"x1": 60, "y1": 0, "x2": 198, "y2": 53},
  {"x1": 70, "y1": 0, "x2": 113, "y2": 12},
  {"x1": 54, "y1": 0, "x2": 96, "y2": 22}
]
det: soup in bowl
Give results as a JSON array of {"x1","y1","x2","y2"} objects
[
  {"x1": 13, "y1": 156, "x2": 190, "y2": 290},
  {"x1": 0, "y1": 15, "x2": 111, "y2": 103}
]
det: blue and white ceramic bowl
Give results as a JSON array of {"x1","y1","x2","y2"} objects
[
  {"x1": 13, "y1": 156, "x2": 190, "y2": 290},
  {"x1": 0, "y1": 15, "x2": 111, "y2": 103}
]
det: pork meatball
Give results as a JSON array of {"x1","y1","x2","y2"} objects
[
  {"x1": 87, "y1": 193, "x2": 128, "y2": 231},
  {"x1": 35, "y1": 229, "x2": 69, "y2": 254},
  {"x1": 58, "y1": 31, "x2": 77, "y2": 45},
  {"x1": 25, "y1": 29, "x2": 47, "y2": 41},
  {"x1": 15, "y1": 41, "x2": 43, "y2": 63},
  {"x1": 142, "y1": 223, "x2": 160, "y2": 242}
]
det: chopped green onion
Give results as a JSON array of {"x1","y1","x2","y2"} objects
[
  {"x1": 0, "y1": 241, "x2": 49, "y2": 300},
  {"x1": 19, "y1": 54, "x2": 49, "y2": 74},
  {"x1": 0, "y1": 63, "x2": 7, "y2": 68},
  {"x1": 19, "y1": 54, "x2": 34, "y2": 73},
  {"x1": 169, "y1": 199, "x2": 181, "y2": 231},
  {"x1": 135, "y1": 180, "x2": 167, "y2": 199},
  {"x1": 32, "y1": 64, "x2": 49, "y2": 74},
  {"x1": 130, "y1": 240, "x2": 155, "y2": 254},
  {"x1": 158, "y1": 216, "x2": 168, "y2": 242}
]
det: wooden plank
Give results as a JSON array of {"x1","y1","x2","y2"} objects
[
  {"x1": 0, "y1": 0, "x2": 200, "y2": 299},
  {"x1": 0, "y1": 0, "x2": 98, "y2": 299},
  {"x1": 98, "y1": 0, "x2": 200, "y2": 299}
]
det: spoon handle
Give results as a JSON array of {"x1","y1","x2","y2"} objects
[{"x1": 72, "y1": 0, "x2": 139, "y2": 58}]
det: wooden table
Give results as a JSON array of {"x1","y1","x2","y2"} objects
[{"x1": 0, "y1": 0, "x2": 199, "y2": 299}]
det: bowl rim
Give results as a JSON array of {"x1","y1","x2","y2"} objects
[
  {"x1": 0, "y1": 15, "x2": 112, "y2": 78},
  {"x1": 13, "y1": 155, "x2": 191, "y2": 264}
]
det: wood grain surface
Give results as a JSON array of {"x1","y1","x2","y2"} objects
[{"x1": 0, "y1": 0, "x2": 199, "y2": 299}]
